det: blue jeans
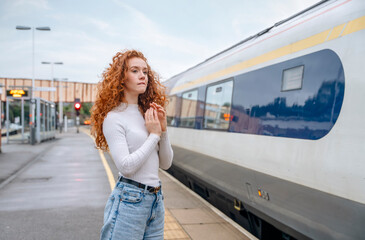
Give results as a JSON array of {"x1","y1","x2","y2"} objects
[{"x1": 100, "y1": 181, "x2": 165, "y2": 240}]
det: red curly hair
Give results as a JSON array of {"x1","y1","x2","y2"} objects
[{"x1": 91, "y1": 50, "x2": 167, "y2": 151}]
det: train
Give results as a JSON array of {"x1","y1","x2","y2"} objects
[{"x1": 163, "y1": 0, "x2": 365, "y2": 239}]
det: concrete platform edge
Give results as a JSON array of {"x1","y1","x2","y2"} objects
[
  {"x1": 0, "y1": 141, "x2": 57, "y2": 190},
  {"x1": 159, "y1": 169, "x2": 258, "y2": 240}
]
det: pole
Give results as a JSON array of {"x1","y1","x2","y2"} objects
[
  {"x1": 16, "y1": 25, "x2": 50, "y2": 144},
  {"x1": 76, "y1": 116, "x2": 79, "y2": 133},
  {"x1": 51, "y1": 63, "x2": 54, "y2": 102},
  {"x1": 59, "y1": 81, "x2": 63, "y2": 133},
  {"x1": 0, "y1": 98, "x2": 2, "y2": 153},
  {"x1": 64, "y1": 115, "x2": 67, "y2": 132},
  {"x1": 32, "y1": 28, "x2": 34, "y2": 100},
  {"x1": 42, "y1": 62, "x2": 62, "y2": 103},
  {"x1": 30, "y1": 27, "x2": 36, "y2": 145}
]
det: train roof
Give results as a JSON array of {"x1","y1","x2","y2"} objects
[{"x1": 165, "y1": 0, "x2": 329, "y2": 83}]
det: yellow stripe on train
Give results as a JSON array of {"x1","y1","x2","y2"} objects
[{"x1": 171, "y1": 15, "x2": 365, "y2": 94}]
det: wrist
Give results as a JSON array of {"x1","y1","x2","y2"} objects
[
  {"x1": 161, "y1": 124, "x2": 167, "y2": 132},
  {"x1": 150, "y1": 132, "x2": 161, "y2": 137}
]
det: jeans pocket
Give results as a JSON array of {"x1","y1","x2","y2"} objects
[{"x1": 121, "y1": 187, "x2": 143, "y2": 204}]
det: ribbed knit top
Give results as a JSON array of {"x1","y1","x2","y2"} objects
[{"x1": 103, "y1": 103, "x2": 173, "y2": 187}]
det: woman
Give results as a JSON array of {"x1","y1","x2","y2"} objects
[{"x1": 91, "y1": 49, "x2": 173, "y2": 240}]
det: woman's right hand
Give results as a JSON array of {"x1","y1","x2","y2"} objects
[{"x1": 145, "y1": 108, "x2": 162, "y2": 137}]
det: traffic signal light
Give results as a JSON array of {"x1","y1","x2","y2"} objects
[{"x1": 74, "y1": 101, "x2": 81, "y2": 116}]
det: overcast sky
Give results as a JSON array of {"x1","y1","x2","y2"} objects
[{"x1": 0, "y1": 0, "x2": 319, "y2": 84}]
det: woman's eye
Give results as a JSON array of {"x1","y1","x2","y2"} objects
[
  {"x1": 132, "y1": 70, "x2": 137, "y2": 73},
  {"x1": 143, "y1": 72, "x2": 148, "y2": 75}
]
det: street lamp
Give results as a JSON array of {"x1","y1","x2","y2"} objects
[
  {"x1": 16, "y1": 25, "x2": 51, "y2": 144},
  {"x1": 41, "y1": 61, "x2": 63, "y2": 102},
  {"x1": 54, "y1": 78, "x2": 68, "y2": 133}
]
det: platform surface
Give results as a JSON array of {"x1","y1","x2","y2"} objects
[{"x1": 0, "y1": 127, "x2": 255, "y2": 240}]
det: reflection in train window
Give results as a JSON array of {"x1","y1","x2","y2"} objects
[
  {"x1": 282, "y1": 65, "x2": 304, "y2": 91},
  {"x1": 166, "y1": 95, "x2": 177, "y2": 126},
  {"x1": 180, "y1": 90, "x2": 198, "y2": 128},
  {"x1": 204, "y1": 80, "x2": 233, "y2": 130}
]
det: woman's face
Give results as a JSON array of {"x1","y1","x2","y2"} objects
[{"x1": 124, "y1": 57, "x2": 148, "y2": 95}]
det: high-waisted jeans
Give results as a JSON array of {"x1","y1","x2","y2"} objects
[{"x1": 100, "y1": 181, "x2": 165, "y2": 240}]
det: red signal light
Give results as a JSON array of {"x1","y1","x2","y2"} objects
[{"x1": 74, "y1": 102, "x2": 81, "y2": 110}]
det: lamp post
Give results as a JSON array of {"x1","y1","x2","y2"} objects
[
  {"x1": 16, "y1": 25, "x2": 51, "y2": 144},
  {"x1": 54, "y1": 78, "x2": 68, "y2": 133},
  {"x1": 41, "y1": 61, "x2": 63, "y2": 102}
]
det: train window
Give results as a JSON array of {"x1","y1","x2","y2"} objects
[
  {"x1": 204, "y1": 80, "x2": 233, "y2": 130},
  {"x1": 281, "y1": 65, "x2": 304, "y2": 91},
  {"x1": 180, "y1": 89, "x2": 198, "y2": 128},
  {"x1": 166, "y1": 95, "x2": 177, "y2": 126}
]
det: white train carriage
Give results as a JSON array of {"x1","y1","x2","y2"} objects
[{"x1": 164, "y1": 0, "x2": 365, "y2": 239}]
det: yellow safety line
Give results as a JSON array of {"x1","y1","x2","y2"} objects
[
  {"x1": 81, "y1": 128, "x2": 191, "y2": 239},
  {"x1": 99, "y1": 149, "x2": 115, "y2": 191},
  {"x1": 80, "y1": 127, "x2": 115, "y2": 191},
  {"x1": 164, "y1": 208, "x2": 191, "y2": 239},
  {"x1": 98, "y1": 149, "x2": 115, "y2": 191},
  {"x1": 171, "y1": 15, "x2": 365, "y2": 94}
]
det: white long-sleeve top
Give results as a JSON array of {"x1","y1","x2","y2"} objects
[{"x1": 102, "y1": 103, "x2": 173, "y2": 187}]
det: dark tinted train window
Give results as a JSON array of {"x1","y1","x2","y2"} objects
[
  {"x1": 166, "y1": 95, "x2": 177, "y2": 126},
  {"x1": 230, "y1": 49, "x2": 344, "y2": 140},
  {"x1": 204, "y1": 80, "x2": 233, "y2": 130},
  {"x1": 282, "y1": 65, "x2": 304, "y2": 91},
  {"x1": 180, "y1": 90, "x2": 198, "y2": 128}
]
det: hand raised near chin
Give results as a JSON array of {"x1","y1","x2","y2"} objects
[
  {"x1": 150, "y1": 102, "x2": 167, "y2": 132},
  {"x1": 144, "y1": 108, "x2": 162, "y2": 137}
]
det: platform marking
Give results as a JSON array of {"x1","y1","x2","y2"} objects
[
  {"x1": 83, "y1": 127, "x2": 244, "y2": 239},
  {"x1": 98, "y1": 149, "x2": 115, "y2": 191},
  {"x1": 80, "y1": 127, "x2": 115, "y2": 191},
  {"x1": 160, "y1": 169, "x2": 258, "y2": 240},
  {"x1": 164, "y1": 209, "x2": 191, "y2": 240},
  {"x1": 81, "y1": 127, "x2": 192, "y2": 239}
]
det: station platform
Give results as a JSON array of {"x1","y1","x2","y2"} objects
[{"x1": 0, "y1": 127, "x2": 256, "y2": 240}]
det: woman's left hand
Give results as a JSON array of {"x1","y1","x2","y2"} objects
[{"x1": 150, "y1": 102, "x2": 167, "y2": 132}]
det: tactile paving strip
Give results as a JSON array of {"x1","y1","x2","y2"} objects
[{"x1": 164, "y1": 209, "x2": 191, "y2": 240}]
